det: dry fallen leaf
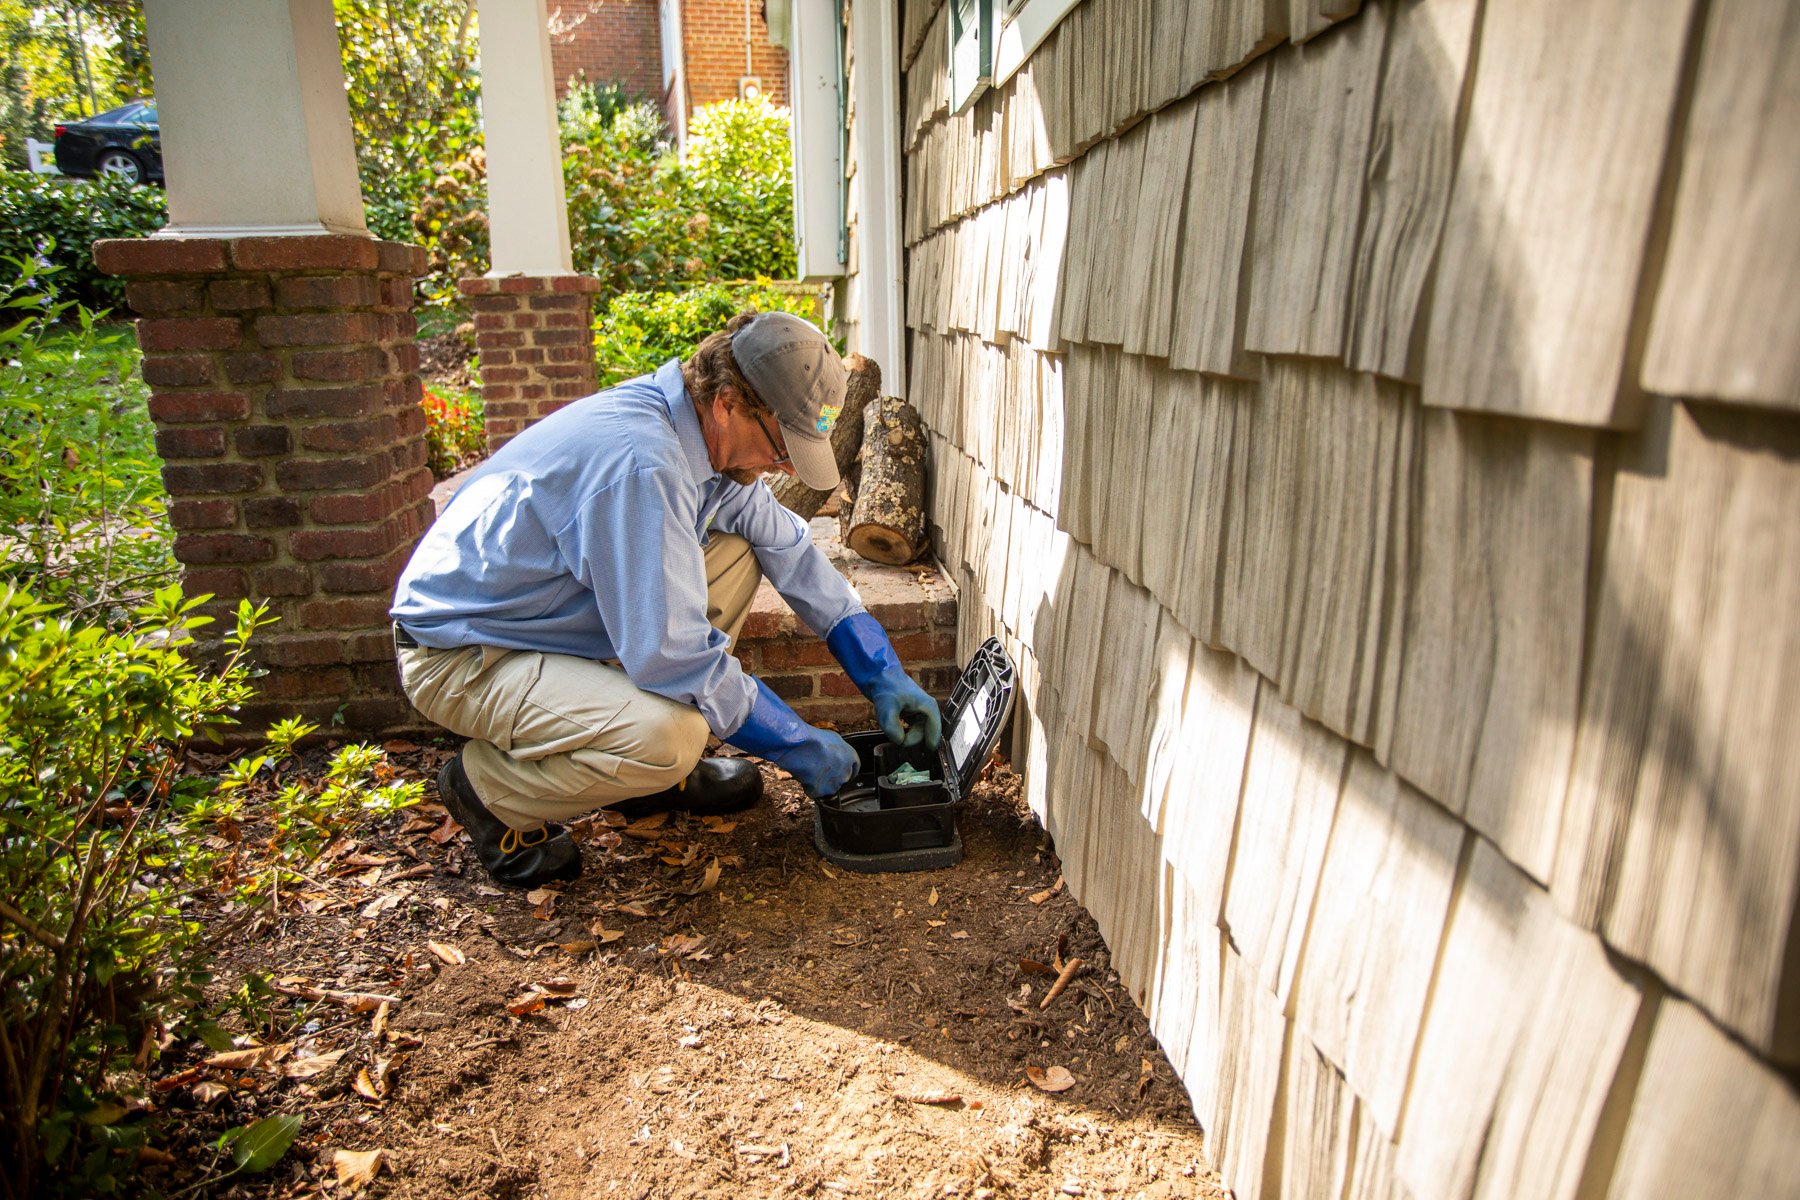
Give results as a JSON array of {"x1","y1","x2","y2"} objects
[
  {"x1": 1027, "y1": 889, "x2": 1055, "y2": 905},
  {"x1": 537, "y1": 977, "x2": 578, "y2": 996},
  {"x1": 928, "y1": 888, "x2": 939, "y2": 907},
  {"x1": 1025, "y1": 1065, "x2": 1077, "y2": 1093},
  {"x1": 333, "y1": 1148, "x2": 387, "y2": 1193},
  {"x1": 428, "y1": 812, "x2": 463, "y2": 844},
  {"x1": 505, "y1": 992, "x2": 546, "y2": 1017},
  {"x1": 283, "y1": 1050, "x2": 347, "y2": 1079},
  {"x1": 205, "y1": 1043, "x2": 291, "y2": 1071},
  {"x1": 587, "y1": 920, "x2": 626, "y2": 943},
  {"x1": 700, "y1": 816, "x2": 738, "y2": 834},
  {"x1": 617, "y1": 901, "x2": 656, "y2": 919},
  {"x1": 679, "y1": 858, "x2": 722, "y2": 896},
  {"x1": 950, "y1": 931, "x2": 971, "y2": 940},
  {"x1": 427, "y1": 941, "x2": 465, "y2": 966},
  {"x1": 896, "y1": 1090, "x2": 962, "y2": 1106},
  {"x1": 382, "y1": 739, "x2": 420, "y2": 753},
  {"x1": 353, "y1": 1068, "x2": 382, "y2": 1101},
  {"x1": 662, "y1": 933, "x2": 707, "y2": 957},
  {"x1": 1019, "y1": 959, "x2": 1057, "y2": 977},
  {"x1": 623, "y1": 813, "x2": 669, "y2": 837},
  {"x1": 927, "y1": 919, "x2": 947, "y2": 928},
  {"x1": 190, "y1": 1080, "x2": 231, "y2": 1105}
]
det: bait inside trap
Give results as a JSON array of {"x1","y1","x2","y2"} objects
[{"x1": 813, "y1": 637, "x2": 1016, "y2": 873}]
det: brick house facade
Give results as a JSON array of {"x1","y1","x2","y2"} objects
[{"x1": 548, "y1": 0, "x2": 788, "y2": 118}]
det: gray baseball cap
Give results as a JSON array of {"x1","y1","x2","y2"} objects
[{"x1": 730, "y1": 312, "x2": 847, "y2": 491}]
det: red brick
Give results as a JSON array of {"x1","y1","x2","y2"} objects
[
  {"x1": 148, "y1": 390, "x2": 251, "y2": 423},
  {"x1": 234, "y1": 424, "x2": 292, "y2": 457},
  {"x1": 298, "y1": 596, "x2": 394, "y2": 628},
  {"x1": 395, "y1": 407, "x2": 428, "y2": 439},
  {"x1": 788, "y1": 700, "x2": 874, "y2": 728},
  {"x1": 138, "y1": 316, "x2": 243, "y2": 353},
  {"x1": 892, "y1": 630, "x2": 955, "y2": 661},
  {"x1": 207, "y1": 278, "x2": 271, "y2": 310},
  {"x1": 264, "y1": 383, "x2": 385, "y2": 419},
  {"x1": 224, "y1": 351, "x2": 282, "y2": 384},
  {"x1": 183, "y1": 567, "x2": 248, "y2": 597},
  {"x1": 533, "y1": 328, "x2": 586, "y2": 347},
  {"x1": 319, "y1": 549, "x2": 409, "y2": 593},
  {"x1": 467, "y1": 293, "x2": 520, "y2": 313},
  {"x1": 308, "y1": 488, "x2": 402, "y2": 526},
  {"x1": 819, "y1": 670, "x2": 861, "y2": 697},
  {"x1": 141, "y1": 354, "x2": 219, "y2": 388},
  {"x1": 518, "y1": 384, "x2": 547, "y2": 399},
  {"x1": 168, "y1": 498, "x2": 238, "y2": 530},
  {"x1": 243, "y1": 495, "x2": 303, "y2": 528},
  {"x1": 741, "y1": 609, "x2": 802, "y2": 639},
  {"x1": 292, "y1": 348, "x2": 386, "y2": 381},
  {"x1": 545, "y1": 345, "x2": 590, "y2": 363},
  {"x1": 916, "y1": 666, "x2": 961, "y2": 696},
  {"x1": 524, "y1": 293, "x2": 587, "y2": 311},
  {"x1": 380, "y1": 277, "x2": 412, "y2": 309},
  {"x1": 344, "y1": 628, "x2": 398, "y2": 663},
  {"x1": 478, "y1": 330, "x2": 525, "y2": 350},
  {"x1": 255, "y1": 312, "x2": 381, "y2": 347},
  {"x1": 486, "y1": 400, "x2": 528, "y2": 419},
  {"x1": 229, "y1": 234, "x2": 379, "y2": 272},
  {"x1": 548, "y1": 274, "x2": 604, "y2": 293},
  {"x1": 391, "y1": 343, "x2": 420, "y2": 373},
  {"x1": 482, "y1": 366, "x2": 528, "y2": 384},
  {"x1": 541, "y1": 310, "x2": 588, "y2": 328},
  {"x1": 252, "y1": 665, "x2": 355, "y2": 699},
  {"x1": 125, "y1": 279, "x2": 204, "y2": 315},
  {"x1": 480, "y1": 348, "x2": 515, "y2": 366},
  {"x1": 385, "y1": 312, "x2": 418, "y2": 339},
  {"x1": 377, "y1": 240, "x2": 429, "y2": 276},
  {"x1": 472, "y1": 314, "x2": 510, "y2": 333},
  {"x1": 253, "y1": 565, "x2": 315, "y2": 596},
  {"x1": 763, "y1": 673, "x2": 815, "y2": 701},
  {"x1": 298, "y1": 416, "x2": 396, "y2": 453},
  {"x1": 162, "y1": 462, "x2": 263, "y2": 494},
  {"x1": 511, "y1": 311, "x2": 540, "y2": 329},
  {"x1": 758, "y1": 638, "x2": 836, "y2": 669},
  {"x1": 289, "y1": 520, "x2": 407, "y2": 561},
  {"x1": 275, "y1": 453, "x2": 391, "y2": 491},
  {"x1": 174, "y1": 532, "x2": 276, "y2": 564},
  {"x1": 513, "y1": 347, "x2": 543, "y2": 365},
  {"x1": 93, "y1": 237, "x2": 228, "y2": 276},
  {"x1": 539, "y1": 364, "x2": 587, "y2": 381},
  {"x1": 274, "y1": 274, "x2": 380, "y2": 309},
  {"x1": 547, "y1": 380, "x2": 592, "y2": 399},
  {"x1": 497, "y1": 275, "x2": 543, "y2": 294},
  {"x1": 155, "y1": 427, "x2": 226, "y2": 459},
  {"x1": 255, "y1": 634, "x2": 347, "y2": 668}
]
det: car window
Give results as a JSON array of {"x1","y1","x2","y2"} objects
[
  {"x1": 97, "y1": 101, "x2": 142, "y2": 123},
  {"x1": 138, "y1": 102, "x2": 156, "y2": 125}
]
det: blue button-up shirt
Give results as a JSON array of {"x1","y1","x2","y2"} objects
[{"x1": 390, "y1": 360, "x2": 863, "y2": 738}]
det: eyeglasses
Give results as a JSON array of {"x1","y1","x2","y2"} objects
[{"x1": 753, "y1": 412, "x2": 791, "y2": 467}]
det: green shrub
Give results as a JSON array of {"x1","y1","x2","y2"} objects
[
  {"x1": 0, "y1": 259, "x2": 176, "y2": 620},
  {"x1": 683, "y1": 97, "x2": 795, "y2": 281},
  {"x1": 0, "y1": 173, "x2": 167, "y2": 310},
  {"x1": 559, "y1": 76, "x2": 661, "y2": 152},
  {"x1": 0, "y1": 587, "x2": 273, "y2": 1197},
  {"x1": 593, "y1": 280, "x2": 826, "y2": 387},
  {"x1": 421, "y1": 383, "x2": 485, "y2": 477}
]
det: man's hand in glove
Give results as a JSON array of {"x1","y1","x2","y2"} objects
[
  {"x1": 827, "y1": 612, "x2": 943, "y2": 750},
  {"x1": 728, "y1": 679, "x2": 860, "y2": 797}
]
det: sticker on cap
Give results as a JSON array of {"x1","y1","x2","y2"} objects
[{"x1": 816, "y1": 401, "x2": 842, "y2": 433}]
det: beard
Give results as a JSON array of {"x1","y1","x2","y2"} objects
[{"x1": 724, "y1": 467, "x2": 762, "y2": 486}]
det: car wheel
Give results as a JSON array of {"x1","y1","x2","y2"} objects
[{"x1": 96, "y1": 149, "x2": 143, "y2": 184}]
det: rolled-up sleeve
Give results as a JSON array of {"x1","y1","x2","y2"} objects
[
  {"x1": 713, "y1": 483, "x2": 864, "y2": 639},
  {"x1": 559, "y1": 465, "x2": 760, "y2": 737}
]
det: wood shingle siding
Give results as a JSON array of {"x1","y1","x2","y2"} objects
[{"x1": 867, "y1": 0, "x2": 1800, "y2": 1191}]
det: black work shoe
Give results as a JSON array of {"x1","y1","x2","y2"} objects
[
  {"x1": 436, "y1": 751, "x2": 582, "y2": 889},
  {"x1": 611, "y1": 756, "x2": 764, "y2": 818}
]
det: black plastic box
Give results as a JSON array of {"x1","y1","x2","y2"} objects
[{"x1": 812, "y1": 637, "x2": 1016, "y2": 873}]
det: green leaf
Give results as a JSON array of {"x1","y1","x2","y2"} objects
[
  {"x1": 223, "y1": 1114, "x2": 302, "y2": 1172},
  {"x1": 194, "y1": 1021, "x2": 236, "y2": 1053}
]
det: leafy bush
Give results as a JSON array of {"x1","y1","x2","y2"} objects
[
  {"x1": 0, "y1": 173, "x2": 167, "y2": 310},
  {"x1": 683, "y1": 98, "x2": 795, "y2": 281},
  {"x1": 421, "y1": 384, "x2": 485, "y2": 478},
  {"x1": 0, "y1": 259, "x2": 176, "y2": 619},
  {"x1": 558, "y1": 75, "x2": 661, "y2": 152},
  {"x1": 593, "y1": 280, "x2": 826, "y2": 387},
  {"x1": 0, "y1": 587, "x2": 273, "y2": 1198}
]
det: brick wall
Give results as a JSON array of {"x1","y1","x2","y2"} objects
[
  {"x1": 94, "y1": 234, "x2": 434, "y2": 734},
  {"x1": 548, "y1": 0, "x2": 663, "y2": 102},
  {"x1": 458, "y1": 274, "x2": 603, "y2": 452},
  {"x1": 733, "y1": 591, "x2": 959, "y2": 729},
  {"x1": 682, "y1": 0, "x2": 789, "y2": 108}
]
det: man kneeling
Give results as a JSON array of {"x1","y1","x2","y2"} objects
[{"x1": 390, "y1": 312, "x2": 941, "y2": 889}]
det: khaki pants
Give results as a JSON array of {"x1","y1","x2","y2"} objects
[{"x1": 397, "y1": 534, "x2": 763, "y2": 829}]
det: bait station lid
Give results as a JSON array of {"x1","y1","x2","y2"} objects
[{"x1": 813, "y1": 638, "x2": 1017, "y2": 873}]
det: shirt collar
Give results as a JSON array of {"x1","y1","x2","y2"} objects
[{"x1": 657, "y1": 359, "x2": 719, "y2": 488}]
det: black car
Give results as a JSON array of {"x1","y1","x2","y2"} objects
[{"x1": 53, "y1": 100, "x2": 162, "y2": 184}]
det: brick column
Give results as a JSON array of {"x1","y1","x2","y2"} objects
[
  {"x1": 95, "y1": 233, "x2": 435, "y2": 733},
  {"x1": 458, "y1": 273, "x2": 603, "y2": 451}
]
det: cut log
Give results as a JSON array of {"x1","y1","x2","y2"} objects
[
  {"x1": 845, "y1": 396, "x2": 929, "y2": 564},
  {"x1": 769, "y1": 353, "x2": 880, "y2": 522}
]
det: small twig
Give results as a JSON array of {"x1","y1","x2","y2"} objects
[
  {"x1": 1039, "y1": 957, "x2": 1085, "y2": 1011},
  {"x1": 0, "y1": 898, "x2": 63, "y2": 950}
]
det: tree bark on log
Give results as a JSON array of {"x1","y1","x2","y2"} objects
[
  {"x1": 845, "y1": 397, "x2": 928, "y2": 565},
  {"x1": 769, "y1": 353, "x2": 880, "y2": 521}
]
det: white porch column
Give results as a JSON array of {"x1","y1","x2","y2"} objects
[
  {"x1": 143, "y1": 0, "x2": 366, "y2": 237},
  {"x1": 475, "y1": 0, "x2": 574, "y2": 275},
  {"x1": 848, "y1": 0, "x2": 904, "y2": 395}
]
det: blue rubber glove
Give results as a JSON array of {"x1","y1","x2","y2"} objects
[
  {"x1": 728, "y1": 679, "x2": 859, "y2": 798},
  {"x1": 826, "y1": 612, "x2": 943, "y2": 750}
]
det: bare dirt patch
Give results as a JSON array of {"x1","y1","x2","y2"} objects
[{"x1": 146, "y1": 741, "x2": 1221, "y2": 1200}]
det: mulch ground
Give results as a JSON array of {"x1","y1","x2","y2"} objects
[{"x1": 140, "y1": 739, "x2": 1222, "y2": 1200}]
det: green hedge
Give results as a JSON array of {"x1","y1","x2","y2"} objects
[
  {"x1": 0, "y1": 172, "x2": 167, "y2": 311},
  {"x1": 592, "y1": 280, "x2": 827, "y2": 388}
]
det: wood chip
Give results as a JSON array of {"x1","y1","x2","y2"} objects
[{"x1": 896, "y1": 1090, "x2": 963, "y2": 1105}]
